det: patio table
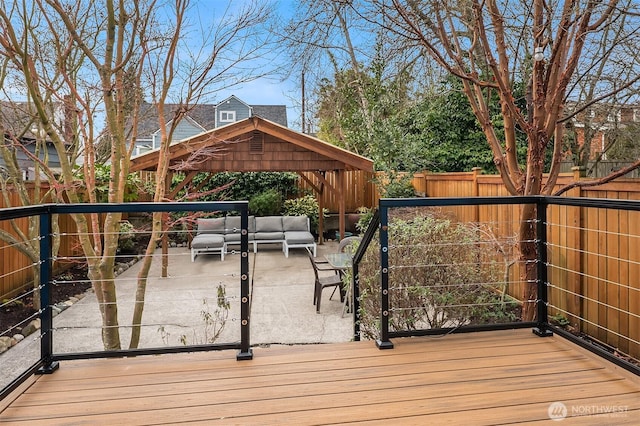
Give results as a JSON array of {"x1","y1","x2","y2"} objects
[{"x1": 324, "y1": 252, "x2": 353, "y2": 316}]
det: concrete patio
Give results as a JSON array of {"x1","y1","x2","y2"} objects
[{"x1": 0, "y1": 241, "x2": 352, "y2": 390}]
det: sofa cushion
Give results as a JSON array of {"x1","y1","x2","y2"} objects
[
  {"x1": 255, "y1": 216, "x2": 283, "y2": 232},
  {"x1": 225, "y1": 216, "x2": 241, "y2": 234},
  {"x1": 191, "y1": 234, "x2": 225, "y2": 249},
  {"x1": 283, "y1": 216, "x2": 308, "y2": 232},
  {"x1": 225, "y1": 233, "x2": 255, "y2": 242},
  {"x1": 197, "y1": 218, "x2": 225, "y2": 234},
  {"x1": 254, "y1": 231, "x2": 284, "y2": 240},
  {"x1": 224, "y1": 216, "x2": 256, "y2": 234},
  {"x1": 284, "y1": 231, "x2": 314, "y2": 245}
]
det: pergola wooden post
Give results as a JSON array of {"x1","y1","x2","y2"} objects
[{"x1": 337, "y1": 169, "x2": 346, "y2": 241}]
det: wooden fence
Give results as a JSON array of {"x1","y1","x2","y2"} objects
[
  {"x1": 0, "y1": 183, "x2": 80, "y2": 299},
  {"x1": 409, "y1": 168, "x2": 640, "y2": 359},
  {"x1": 2, "y1": 172, "x2": 639, "y2": 360}
]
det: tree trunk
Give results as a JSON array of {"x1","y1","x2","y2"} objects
[
  {"x1": 519, "y1": 203, "x2": 538, "y2": 322},
  {"x1": 88, "y1": 262, "x2": 120, "y2": 350},
  {"x1": 129, "y1": 212, "x2": 163, "y2": 349}
]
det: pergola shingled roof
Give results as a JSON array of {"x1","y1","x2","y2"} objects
[
  {"x1": 130, "y1": 116, "x2": 373, "y2": 174},
  {"x1": 130, "y1": 115, "x2": 374, "y2": 245}
]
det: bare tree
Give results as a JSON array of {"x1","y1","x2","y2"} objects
[
  {"x1": 128, "y1": 0, "x2": 273, "y2": 349},
  {"x1": 0, "y1": 0, "x2": 274, "y2": 349},
  {"x1": 374, "y1": 0, "x2": 640, "y2": 320},
  {"x1": 561, "y1": 7, "x2": 640, "y2": 173}
]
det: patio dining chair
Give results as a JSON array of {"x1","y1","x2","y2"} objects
[
  {"x1": 307, "y1": 249, "x2": 344, "y2": 313},
  {"x1": 338, "y1": 236, "x2": 361, "y2": 255}
]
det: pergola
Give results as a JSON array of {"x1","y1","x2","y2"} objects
[{"x1": 130, "y1": 115, "x2": 374, "y2": 254}]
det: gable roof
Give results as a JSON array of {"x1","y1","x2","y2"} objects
[
  {"x1": 136, "y1": 103, "x2": 217, "y2": 139},
  {"x1": 130, "y1": 116, "x2": 373, "y2": 173},
  {"x1": 151, "y1": 115, "x2": 206, "y2": 137},
  {"x1": 215, "y1": 94, "x2": 251, "y2": 109},
  {"x1": 136, "y1": 98, "x2": 288, "y2": 139},
  {"x1": 251, "y1": 105, "x2": 288, "y2": 127}
]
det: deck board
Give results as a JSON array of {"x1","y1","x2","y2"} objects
[{"x1": 1, "y1": 329, "x2": 639, "y2": 424}]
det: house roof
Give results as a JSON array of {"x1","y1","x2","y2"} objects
[
  {"x1": 136, "y1": 103, "x2": 217, "y2": 139},
  {"x1": 251, "y1": 105, "x2": 288, "y2": 127},
  {"x1": 0, "y1": 100, "x2": 63, "y2": 140},
  {"x1": 136, "y1": 100, "x2": 288, "y2": 139},
  {"x1": 130, "y1": 116, "x2": 374, "y2": 173}
]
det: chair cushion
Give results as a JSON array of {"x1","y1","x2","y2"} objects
[
  {"x1": 283, "y1": 216, "x2": 308, "y2": 232},
  {"x1": 285, "y1": 231, "x2": 314, "y2": 244},
  {"x1": 196, "y1": 218, "x2": 225, "y2": 234},
  {"x1": 191, "y1": 234, "x2": 225, "y2": 249},
  {"x1": 255, "y1": 216, "x2": 283, "y2": 232}
]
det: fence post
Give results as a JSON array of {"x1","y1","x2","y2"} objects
[
  {"x1": 37, "y1": 210, "x2": 59, "y2": 374},
  {"x1": 534, "y1": 199, "x2": 553, "y2": 337},
  {"x1": 237, "y1": 209, "x2": 253, "y2": 360},
  {"x1": 376, "y1": 202, "x2": 394, "y2": 349}
]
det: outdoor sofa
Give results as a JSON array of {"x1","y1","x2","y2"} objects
[{"x1": 190, "y1": 215, "x2": 317, "y2": 261}]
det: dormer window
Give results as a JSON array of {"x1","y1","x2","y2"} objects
[{"x1": 220, "y1": 111, "x2": 235, "y2": 123}]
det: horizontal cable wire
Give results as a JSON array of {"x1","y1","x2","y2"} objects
[
  {"x1": 1, "y1": 310, "x2": 42, "y2": 338},
  {"x1": 546, "y1": 263, "x2": 640, "y2": 294},
  {"x1": 390, "y1": 279, "x2": 529, "y2": 291},
  {"x1": 52, "y1": 318, "x2": 242, "y2": 332},
  {"x1": 546, "y1": 282, "x2": 640, "y2": 321},
  {"x1": 390, "y1": 300, "x2": 523, "y2": 312},
  {"x1": 0, "y1": 235, "x2": 42, "y2": 251},
  {"x1": 0, "y1": 262, "x2": 40, "y2": 280},
  {"x1": 389, "y1": 259, "x2": 529, "y2": 270},
  {"x1": 546, "y1": 221, "x2": 640, "y2": 241},
  {"x1": 51, "y1": 271, "x2": 241, "y2": 285},
  {"x1": 546, "y1": 304, "x2": 640, "y2": 347},
  {"x1": 389, "y1": 239, "x2": 526, "y2": 250},
  {"x1": 546, "y1": 242, "x2": 640, "y2": 269},
  {"x1": 79, "y1": 297, "x2": 240, "y2": 309},
  {"x1": 0, "y1": 286, "x2": 41, "y2": 309}
]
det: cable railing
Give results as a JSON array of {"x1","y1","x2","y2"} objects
[
  {"x1": 351, "y1": 196, "x2": 640, "y2": 376},
  {"x1": 0, "y1": 201, "x2": 252, "y2": 400},
  {"x1": 3, "y1": 195, "x2": 640, "y2": 401}
]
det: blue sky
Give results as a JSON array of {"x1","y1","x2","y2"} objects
[{"x1": 201, "y1": 0, "x2": 300, "y2": 126}]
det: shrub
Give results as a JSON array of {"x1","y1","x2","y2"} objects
[
  {"x1": 357, "y1": 209, "x2": 519, "y2": 340},
  {"x1": 75, "y1": 164, "x2": 143, "y2": 202},
  {"x1": 355, "y1": 207, "x2": 374, "y2": 233},
  {"x1": 377, "y1": 173, "x2": 416, "y2": 198},
  {"x1": 180, "y1": 171, "x2": 299, "y2": 202},
  {"x1": 282, "y1": 195, "x2": 327, "y2": 232},
  {"x1": 117, "y1": 221, "x2": 136, "y2": 253},
  {"x1": 249, "y1": 189, "x2": 282, "y2": 216}
]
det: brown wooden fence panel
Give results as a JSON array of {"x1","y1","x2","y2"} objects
[
  {"x1": 298, "y1": 170, "x2": 378, "y2": 213},
  {"x1": 0, "y1": 184, "x2": 81, "y2": 299},
  {"x1": 410, "y1": 170, "x2": 640, "y2": 359}
]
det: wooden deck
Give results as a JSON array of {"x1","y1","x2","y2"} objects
[{"x1": 1, "y1": 329, "x2": 639, "y2": 425}]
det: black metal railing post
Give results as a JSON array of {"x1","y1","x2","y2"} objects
[
  {"x1": 237, "y1": 209, "x2": 253, "y2": 360},
  {"x1": 376, "y1": 203, "x2": 393, "y2": 349},
  {"x1": 533, "y1": 200, "x2": 553, "y2": 337},
  {"x1": 37, "y1": 210, "x2": 59, "y2": 374},
  {"x1": 351, "y1": 209, "x2": 380, "y2": 342},
  {"x1": 351, "y1": 262, "x2": 360, "y2": 341}
]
